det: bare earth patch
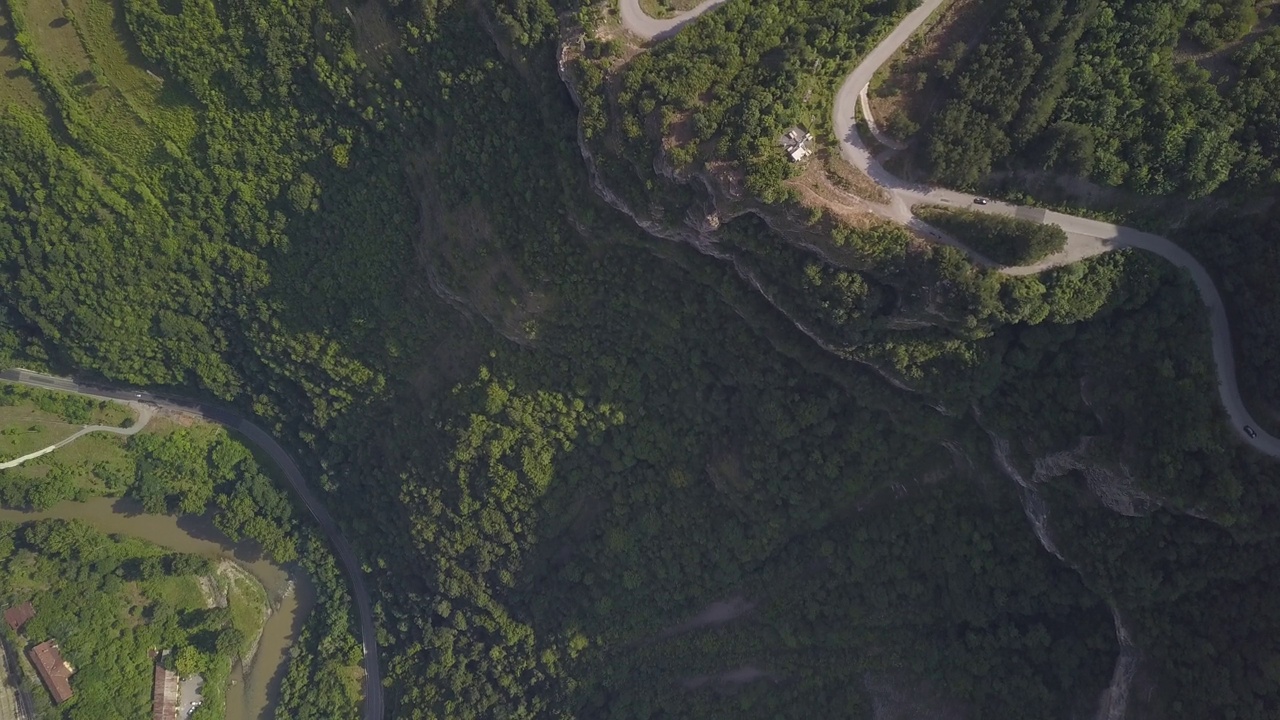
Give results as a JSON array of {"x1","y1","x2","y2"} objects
[
  {"x1": 864, "y1": 672, "x2": 968, "y2": 720},
  {"x1": 409, "y1": 150, "x2": 548, "y2": 346},
  {"x1": 152, "y1": 408, "x2": 200, "y2": 427},
  {"x1": 593, "y1": 7, "x2": 648, "y2": 62},
  {"x1": 345, "y1": 0, "x2": 399, "y2": 61},
  {"x1": 783, "y1": 149, "x2": 886, "y2": 228},
  {"x1": 817, "y1": 147, "x2": 890, "y2": 205},
  {"x1": 703, "y1": 160, "x2": 747, "y2": 201},
  {"x1": 683, "y1": 665, "x2": 775, "y2": 690},
  {"x1": 196, "y1": 573, "x2": 224, "y2": 609}
]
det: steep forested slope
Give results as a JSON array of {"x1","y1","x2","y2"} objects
[
  {"x1": 913, "y1": 0, "x2": 1280, "y2": 197},
  {"x1": 875, "y1": 0, "x2": 1280, "y2": 437},
  {"x1": 0, "y1": 0, "x2": 1279, "y2": 717}
]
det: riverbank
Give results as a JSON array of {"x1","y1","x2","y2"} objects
[
  {"x1": 0, "y1": 371, "x2": 366, "y2": 720},
  {"x1": 0, "y1": 498, "x2": 311, "y2": 720},
  {"x1": 197, "y1": 560, "x2": 272, "y2": 673}
]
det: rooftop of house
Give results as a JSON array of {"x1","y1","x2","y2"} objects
[
  {"x1": 27, "y1": 639, "x2": 74, "y2": 705},
  {"x1": 3, "y1": 602, "x2": 34, "y2": 632},
  {"x1": 780, "y1": 126, "x2": 812, "y2": 146},
  {"x1": 788, "y1": 144, "x2": 813, "y2": 162},
  {"x1": 780, "y1": 126, "x2": 814, "y2": 161},
  {"x1": 153, "y1": 662, "x2": 179, "y2": 720}
]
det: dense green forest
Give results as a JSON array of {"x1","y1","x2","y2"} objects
[
  {"x1": 607, "y1": 0, "x2": 914, "y2": 198},
  {"x1": 915, "y1": 205, "x2": 1068, "y2": 265},
  {"x1": 909, "y1": 0, "x2": 1280, "y2": 198},
  {"x1": 1182, "y1": 205, "x2": 1280, "y2": 425},
  {"x1": 881, "y1": 0, "x2": 1280, "y2": 422},
  {"x1": 0, "y1": 0, "x2": 1277, "y2": 715}
]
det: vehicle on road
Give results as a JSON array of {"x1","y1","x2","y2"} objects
[
  {"x1": 1245, "y1": 425, "x2": 1258, "y2": 439},
  {"x1": 974, "y1": 197, "x2": 989, "y2": 205}
]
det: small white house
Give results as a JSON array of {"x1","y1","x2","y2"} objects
[
  {"x1": 788, "y1": 143, "x2": 812, "y2": 162},
  {"x1": 780, "y1": 127, "x2": 813, "y2": 162}
]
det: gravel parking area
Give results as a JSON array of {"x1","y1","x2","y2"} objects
[{"x1": 178, "y1": 674, "x2": 204, "y2": 720}]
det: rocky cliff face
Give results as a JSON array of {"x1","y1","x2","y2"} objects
[
  {"x1": 557, "y1": 35, "x2": 988, "y2": 394},
  {"x1": 981, "y1": 418, "x2": 1149, "y2": 720},
  {"x1": 561, "y1": 25, "x2": 1167, "y2": 720}
]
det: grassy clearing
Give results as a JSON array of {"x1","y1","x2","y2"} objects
[
  {"x1": 141, "y1": 572, "x2": 209, "y2": 609},
  {"x1": 0, "y1": 2, "x2": 46, "y2": 112},
  {"x1": 14, "y1": 0, "x2": 92, "y2": 79},
  {"x1": 0, "y1": 411, "x2": 81, "y2": 461},
  {"x1": 0, "y1": 382, "x2": 138, "y2": 425},
  {"x1": 0, "y1": 401, "x2": 222, "y2": 509},
  {"x1": 638, "y1": 0, "x2": 671, "y2": 18},
  {"x1": 65, "y1": 0, "x2": 196, "y2": 146},
  {"x1": 2, "y1": 431, "x2": 135, "y2": 495},
  {"x1": 0, "y1": 388, "x2": 134, "y2": 462},
  {"x1": 1, "y1": 417, "x2": 219, "y2": 493},
  {"x1": 9, "y1": 0, "x2": 172, "y2": 169}
]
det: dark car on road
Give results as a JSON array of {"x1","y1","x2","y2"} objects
[
  {"x1": 974, "y1": 197, "x2": 989, "y2": 205},
  {"x1": 1245, "y1": 425, "x2": 1258, "y2": 439}
]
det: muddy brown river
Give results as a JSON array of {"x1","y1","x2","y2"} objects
[{"x1": 0, "y1": 496, "x2": 314, "y2": 720}]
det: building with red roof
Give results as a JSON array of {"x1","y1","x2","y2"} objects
[
  {"x1": 27, "y1": 639, "x2": 73, "y2": 705},
  {"x1": 152, "y1": 661, "x2": 179, "y2": 720},
  {"x1": 3, "y1": 602, "x2": 34, "y2": 632}
]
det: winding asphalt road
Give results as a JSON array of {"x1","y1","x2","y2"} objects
[
  {"x1": 0, "y1": 369, "x2": 384, "y2": 720},
  {"x1": 618, "y1": 0, "x2": 728, "y2": 40},
  {"x1": 617, "y1": 0, "x2": 1280, "y2": 456}
]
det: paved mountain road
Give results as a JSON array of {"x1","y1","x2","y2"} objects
[
  {"x1": 618, "y1": 0, "x2": 728, "y2": 40},
  {"x1": 617, "y1": 0, "x2": 1280, "y2": 456},
  {"x1": 0, "y1": 369, "x2": 385, "y2": 720}
]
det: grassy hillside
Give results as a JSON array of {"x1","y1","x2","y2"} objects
[{"x1": 0, "y1": 384, "x2": 134, "y2": 462}]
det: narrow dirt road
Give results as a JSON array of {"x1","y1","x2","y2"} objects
[{"x1": 0, "y1": 403, "x2": 153, "y2": 470}]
